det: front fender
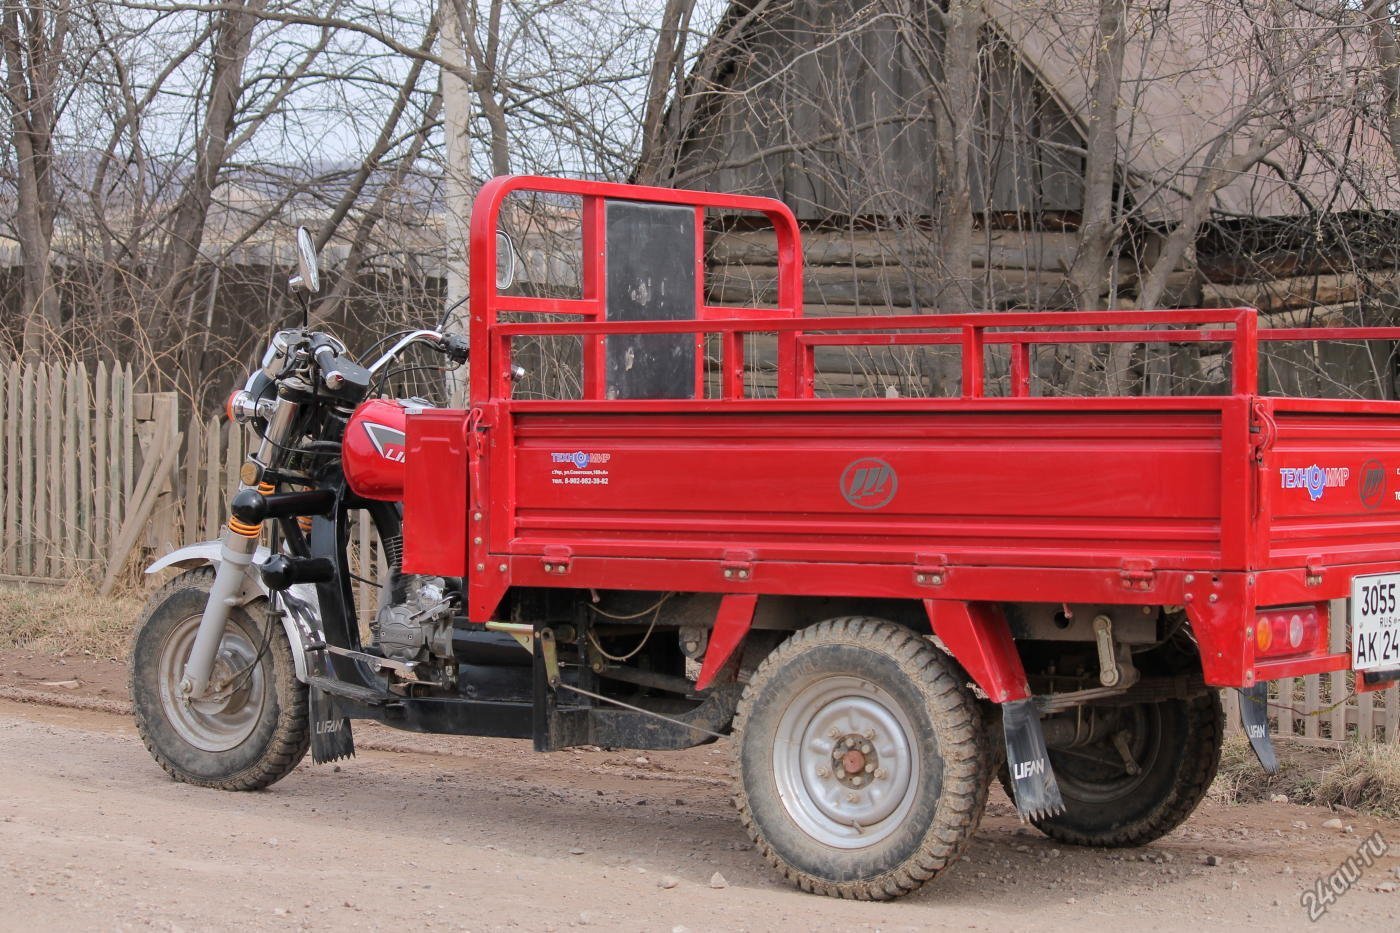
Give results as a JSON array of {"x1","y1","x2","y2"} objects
[{"x1": 145, "y1": 542, "x2": 322, "y2": 683}]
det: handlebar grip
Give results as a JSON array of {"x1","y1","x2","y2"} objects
[
  {"x1": 309, "y1": 338, "x2": 371, "y2": 399},
  {"x1": 441, "y1": 334, "x2": 470, "y2": 364}
]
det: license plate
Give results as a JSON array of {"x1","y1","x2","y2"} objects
[{"x1": 1349, "y1": 573, "x2": 1400, "y2": 671}]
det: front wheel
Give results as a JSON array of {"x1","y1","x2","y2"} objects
[
  {"x1": 732, "y1": 617, "x2": 992, "y2": 900},
  {"x1": 130, "y1": 567, "x2": 309, "y2": 790}
]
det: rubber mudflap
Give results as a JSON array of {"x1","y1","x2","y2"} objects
[
  {"x1": 1238, "y1": 682, "x2": 1278, "y2": 774},
  {"x1": 1002, "y1": 698, "x2": 1065, "y2": 821},
  {"x1": 309, "y1": 686, "x2": 355, "y2": 764}
]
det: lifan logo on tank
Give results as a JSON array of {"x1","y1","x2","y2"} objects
[
  {"x1": 840, "y1": 457, "x2": 898, "y2": 510},
  {"x1": 1279, "y1": 464, "x2": 1350, "y2": 501},
  {"x1": 363, "y1": 423, "x2": 406, "y2": 463}
]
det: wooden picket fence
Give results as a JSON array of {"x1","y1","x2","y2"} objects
[
  {"x1": 0, "y1": 360, "x2": 247, "y2": 593},
  {"x1": 0, "y1": 360, "x2": 1396, "y2": 742}
]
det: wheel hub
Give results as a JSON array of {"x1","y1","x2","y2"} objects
[
  {"x1": 158, "y1": 615, "x2": 267, "y2": 752},
  {"x1": 773, "y1": 675, "x2": 920, "y2": 849},
  {"x1": 831, "y1": 734, "x2": 879, "y2": 787}
]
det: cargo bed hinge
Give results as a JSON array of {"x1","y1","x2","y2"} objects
[{"x1": 1119, "y1": 558, "x2": 1156, "y2": 591}]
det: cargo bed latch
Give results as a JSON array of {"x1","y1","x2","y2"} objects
[
  {"x1": 1119, "y1": 558, "x2": 1156, "y2": 592},
  {"x1": 721, "y1": 549, "x2": 755, "y2": 582},
  {"x1": 1305, "y1": 557, "x2": 1325, "y2": 587},
  {"x1": 541, "y1": 545, "x2": 572, "y2": 576},
  {"x1": 914, "y1": 554, "x2": 949, "y2": 587}
]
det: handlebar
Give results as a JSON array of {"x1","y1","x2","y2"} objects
[{"x1": 367, "y1": 329, "x2": 469, "y2": 374}]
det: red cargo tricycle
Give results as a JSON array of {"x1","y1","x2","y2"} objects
[{"x1": 130, "y1": 177, "x2": 1400, "y2": 899}]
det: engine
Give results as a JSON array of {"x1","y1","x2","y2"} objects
[{"x1": 372, "y1": 575, "x2": 456, "y2": 664}]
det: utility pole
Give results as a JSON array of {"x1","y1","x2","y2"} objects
[{"x1": 441, "y1": 2, "x2": 473, "y2": 405}]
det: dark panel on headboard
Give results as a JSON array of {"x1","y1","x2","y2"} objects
[{"x1": 604, "y1": 201, "x2": 697, "y2": 399}]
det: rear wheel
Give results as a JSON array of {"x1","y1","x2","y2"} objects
[
  {"x1": 1003, "y1": 692, "x2": 1223, "y2": 847},
  {"x1": 732, "y1": 617, "x2": 991, "y2": 900},
  {"x1": 130, "y1": 567, "x2": 309, "y2": 790}
]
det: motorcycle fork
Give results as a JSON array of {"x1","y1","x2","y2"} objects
[{"x1": 178, "y1": 485, "x2": 270, "y2": 698}]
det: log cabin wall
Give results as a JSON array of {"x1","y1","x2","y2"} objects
[{"x1": 661, "y1": 1, "x2": 1400, "y2": 400}]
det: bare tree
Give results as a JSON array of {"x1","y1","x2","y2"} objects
[{"x1": 1, "y1": 0, "x2": 71, "y2": 356}]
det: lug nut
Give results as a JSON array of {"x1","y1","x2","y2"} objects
[
  {"x1": 864, "y1": 762, "x2": 874, "y2": 773},
  {"x1": 852, "y1": 776, "x2": 863, "y2": 787},
  {"x1": 861, "y1": 744, "x2": 872, "y2": 755}
]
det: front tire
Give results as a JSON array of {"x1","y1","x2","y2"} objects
[
  {"x1": 732, "y1": 617, "x2": 991, "y2": 900},
  {"x1": 130, "y1": 567, "x2": 309, "y2": 790}
]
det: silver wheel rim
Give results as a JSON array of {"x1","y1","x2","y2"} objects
[
  {"x1": 772, "y1": 674, "x2": 921, "y2": 849},
  {"x1": 157, "y1": 613, "x2": 267, "y2": 752}
]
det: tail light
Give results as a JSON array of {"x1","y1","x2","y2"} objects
[{"x1": 1254, "y1": 604, "x2": 1324, "y2": 658}]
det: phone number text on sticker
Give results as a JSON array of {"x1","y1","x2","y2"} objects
[{"x1": 1350, "y1": 573, "x2": 1400, "y2": 671}]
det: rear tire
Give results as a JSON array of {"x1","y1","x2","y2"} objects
[
  {"x1": 732, "y1": 617, "x2": 991, "y2": 900},
  {"x1": 130, "y1": 567, "x2": 309, "y2": 790},
  {"x1": 1003, "y1": 692, "x2": 1223, "y2": 847}
]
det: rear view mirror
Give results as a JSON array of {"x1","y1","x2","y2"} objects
[
  {"x1": 291, "y1": 226, "x2": 320, "y2": 294},
  {"x1": 496, "y1": 230, "x2": 518, "y2": 291}
]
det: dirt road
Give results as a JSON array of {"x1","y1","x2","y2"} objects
[{"x1": 2, "y1": 661, "x2": 1399, "y2": 931}]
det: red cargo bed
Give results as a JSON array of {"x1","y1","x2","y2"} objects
[{"x1": 401, "y1": 175, "x2": 1400, "y2": 693}]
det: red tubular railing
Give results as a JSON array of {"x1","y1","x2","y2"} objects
[
  {"x1": 469, "y1": 175, "x2": 805, "y2": 405},
  {"x1": 490, "y1": 307, "x2": 1276, "y2": 401},
  {"x1": 471, "y1": 176, "x2": 1400, "y2": 404}
]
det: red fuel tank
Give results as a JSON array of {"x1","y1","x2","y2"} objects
[{"x1": 343, "y1": 398, "x2": 410, "y2": 500}]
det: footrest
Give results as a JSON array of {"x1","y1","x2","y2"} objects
[{"x1": 306, "y1": 675, "x2": 392, "y2": 706}]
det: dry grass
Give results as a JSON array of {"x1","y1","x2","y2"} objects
[
  {"x1": 1311, "y1": 742, "x2": 1400, "y2": 818},
  {"x1": 0, "y1": 582, "x2": 143, "y2": 659},
  {"x1": 1211, "y1": 732, "x2": 1400, "y2": 819}
]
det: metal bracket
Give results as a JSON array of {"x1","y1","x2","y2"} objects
[
  {"x1": 538, "y1": 627, "x2": 560, "y2": 687},
  {"x1": 484, "y1": 620, "x2": 535, "y2": 653}
]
